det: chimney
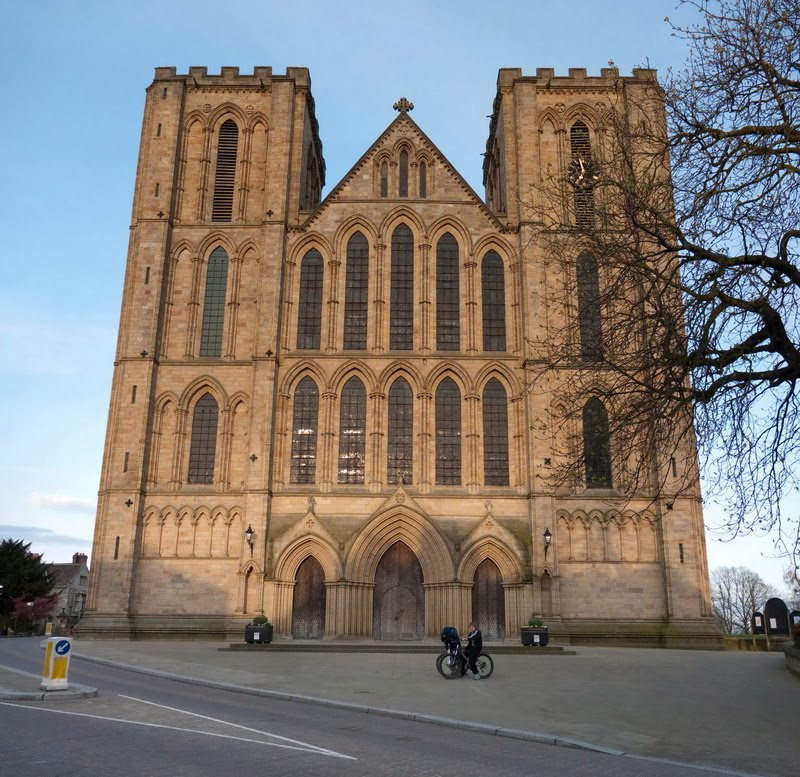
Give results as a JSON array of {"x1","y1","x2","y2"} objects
[{"x1": 73, "y1": 552, "x2": 88, "y2": 565}]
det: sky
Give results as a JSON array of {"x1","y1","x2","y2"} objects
[{"x1": 0, "y1": 0, "x2": 792, "y2": 595}]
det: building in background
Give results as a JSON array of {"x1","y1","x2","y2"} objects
[
  {"x1": 50, "y1": 552, "x2": 89, "y2": 625},
  {"x1": 78, "y1": 66, "x2": 719, "y2": 646}
]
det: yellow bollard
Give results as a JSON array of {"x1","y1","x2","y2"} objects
[{"x1": 41, "y1": 637, "x2": 72, "y2": 691}]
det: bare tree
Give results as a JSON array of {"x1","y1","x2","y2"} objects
[
  {"x1": 711, "y1": 566, "x2": 779, "y2": 633},
  {"x1": 527, "y1": 0, "x2": 799, "y2": 569}
]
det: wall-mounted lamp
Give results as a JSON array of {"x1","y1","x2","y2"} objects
[
  {"x1": 543, "y1": 527, "x2": 552, "y2": 560},
  {"x1": 244, "y1": 525, "x2": 255, "y2": 556}
]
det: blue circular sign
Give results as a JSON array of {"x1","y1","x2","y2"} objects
[{"x1": 55, "y1": 639, "x2": 71, "y2": 655}]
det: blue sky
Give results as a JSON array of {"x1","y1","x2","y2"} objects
[{"x1": 0, "y1": 0, "x2": 791, "y2": 592}]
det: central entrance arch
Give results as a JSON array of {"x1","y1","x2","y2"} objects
[{"x1": 373, "y1": 541, "x2": 424, "y2": 640}]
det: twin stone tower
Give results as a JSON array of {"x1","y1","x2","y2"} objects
[{"x1": 78, "y1": 65, "x2": 719, "y2": 647}]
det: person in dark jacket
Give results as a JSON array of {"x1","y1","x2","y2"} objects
[{"x1": 465, "y1": 622, "x2": 483, "y2": 679}]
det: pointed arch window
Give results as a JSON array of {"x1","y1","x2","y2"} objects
[
  {"x1": 399, "y1": 149, "x2": 409, "y2": 197},
  {"x1": 290, "y1": 377, "x2": 319, "y2": 484},
  {"x1": 419, "y1": 161, "x2": 427, "y2": 198},
  {"x1": 338, "y1": 377, "x2": 366, "y2": 484},
  {"x1": 435, "y1": 378, "x2": 461, "y2": 485},
  {"x1": 199, "y1": 247, "x2": 229, "y2": 356},
  {"x1": 483, "y1": 379, "x2": 509, "y2": 485},
  {"x1": 570, "y1": 121, "x2": 595, "y2": 227},
  {"x1": 296, "y1": 249, "x2": 323, "y2": 349},
  {"x1": 187, "y1": 393, "x2": 218, "y2": 484},
  {"x1": 481, "y1": 251, "x2": 506, "y2": 351},
  {"x1": 390, "y1": 224, "x2": 414, "y2": 350},
  {"x1": 343, "y1": 233, "x2": 369, "y2": 349},
  {"x1": 387, "y1": 378, "x2": 413, "y2": 484},
  {"x1": 380, "y1": 161, "x2": 388, "y2": 198},
  {"x1": 583, "y1": 397, "x2": 612, "y2": 488},
  {"x1": 577, "y1": 252, "x2": 603, "y2": 361},
  {"x1": 436, "y1": 233, "x2": 460, "y2": 350},
  {"x1": 211, "y1": 119, "x2": 239, "y2": 222}
]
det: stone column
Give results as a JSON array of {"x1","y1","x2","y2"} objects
[
  {"x1": 326, "y1": 253, "x2": 341, "y2": 352},
  {"x1": 224, "y1": 254, "x2": 242, "y2": 358},
  {"x1": 372, "y1": 241, "x2": 386, "y2": 352},
  {"x1": 419, "y1": 241, "x2": 431, "y2": 353},
  {"x1": 465, "y1": 392, "x2": 480, "y2": 492},
  {"x1": 416, "y1": 390, "x2": 432, "y2": 492}
]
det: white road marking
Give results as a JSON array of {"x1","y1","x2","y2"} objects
[
  {"x1": 119, "y1": 694, "x2": 355, "y2": 759},
  {"x1": 0, "y1": 700, "x2": 355, "y2": 760}
]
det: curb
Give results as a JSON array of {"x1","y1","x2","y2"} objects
[
  {"x1": 0, "y1": 664, "x2": 98, "y2": 701},
  {"x1": 69, "y1": 652, "x2": 762, "y2": 777}
]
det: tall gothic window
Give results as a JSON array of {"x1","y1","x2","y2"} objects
[
  {"x1": 399, "y1": 150, "x2": 409, "y2": 197},
  {"x1": 390, "y1": 224, "x2": 414, "y2": 350},
  {"x1": 211, "y1": 119, "x2": 239, "y2": 222},
  {"x1": 435, "y1": 378, "x2": 461, "y2": 485},
  {"x1": 199, "y1": 247, "x2": 228, "y2": 356},
  {"x1": 387, "y1": 378, "x2": 413, "y2": 484},
  {"x1": 380, "y1": 161, "x2": 388, "y2": 198},
  {"x1": 419, "y1": 161, "x2": 427, "y2": 198},
  {"x1": 577, "y1": 252, "x2": 603, "y2": 361},
  {"x1": 343, "y1": 233, "x2": 369, "y2": 349},
  {"x1": 187, "y1": 393, "x2": 218, "y2": 484},
  {"x1": 290, "y1": 377, "x2": 319, "y2": 484},
  {"x1": 570, "y1": 121, "x2": 595, "y2": 227},
  {"x1": 296, "y1": 249, "x2": 323, "y2": 349},
  {"x1": 481, "y1": 251, "x2": 506, "y2": 351},
  {"x1": 338, "y1": 377, "x2": 366, "y2": 484},
  {"x1": 436, "y1": 233, "x2": 460, "y2": 350},
  {"x1": 583, "y1": 397, "x2": 612, "y2": 488},
  {"x1": 483, "y1": 379, "x2": 509, "y2": 486}
]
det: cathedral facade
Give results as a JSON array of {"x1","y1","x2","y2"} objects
[{"x1": 79, "y1": 65, "x2": 719, "y2": 646}]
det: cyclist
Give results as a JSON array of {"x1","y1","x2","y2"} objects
[{"x1": 465, "y1": 622, "x2": 483, "y2": 679}]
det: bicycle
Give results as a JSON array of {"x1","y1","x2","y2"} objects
[{"x1": 436, "y1": 640, "x2": 494, "y2": 679}]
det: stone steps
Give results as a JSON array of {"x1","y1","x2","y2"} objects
[{"x1": 220, "y1": 641, "x2": 573, "y2": 655}]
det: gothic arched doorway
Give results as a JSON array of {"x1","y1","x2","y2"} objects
[
  {"x1": 292, "y1": 556, "x2": 326, "y2": 639},
  {"x1": 373, "y1": 541, "x2": 424, "y2": 640},
  {"x1": 473, "y1": 558, "x2": 505, "y2": 640}
]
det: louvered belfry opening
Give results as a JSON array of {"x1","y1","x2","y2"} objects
[
  {"x1": 211, "y1": 119, "x2": 239, "y2": 222},
  {"x1": 570, "y1": 121, "x2": 595, "y2": 227}
]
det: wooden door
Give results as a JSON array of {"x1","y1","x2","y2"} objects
[
  {"x1": 292, "y1": 556, "x2": 326, "y2": 639},
  {"x1": 473, "y1": 558, "x2": 505, "y2": 640},
  {"x1": 373, "y1": 541, "x2": 424, "y2": 640}
]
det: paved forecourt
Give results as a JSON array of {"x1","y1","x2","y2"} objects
[{"x1": 2, "y1": 639, "x2": 798, "y2": 776}]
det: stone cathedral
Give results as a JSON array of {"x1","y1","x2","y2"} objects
[{"x1": 79, "y1": 65, "x2": 720, "y2": 646}]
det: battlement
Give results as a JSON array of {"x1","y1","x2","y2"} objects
[
  {"x1": 497, "y1": 65, "x2": 658, "y2": 88},
  {"x1": 152, "y1": 66, "x2": 311, "y2": 88}
]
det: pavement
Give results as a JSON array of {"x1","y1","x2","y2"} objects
[{"x1": 1, "y1": 638, "x2": 798, "y2": 777}]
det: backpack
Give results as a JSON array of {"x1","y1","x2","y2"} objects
[{"x1": 440, "y1": 626, "x2": 460, "y2": 646}]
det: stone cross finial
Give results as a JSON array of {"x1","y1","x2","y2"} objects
[
  {"x1": 307, "y1": 496, "x2": 316, "y2": 513},
  {"x1": 393, "y1": 97, "x2": 414, "y2": 114}
]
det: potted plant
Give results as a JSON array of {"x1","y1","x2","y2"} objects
[
  {"x1": 245, "y1": 615, "x2": 273, "y2": 644},
  {"x1": 520, "y1": 615, "x2": 549, "y2": 647}
]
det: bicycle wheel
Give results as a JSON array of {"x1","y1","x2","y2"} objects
[
  {"x1": 476, "y1": 652, "x2": 494, "y2": 678},
  {"x1": 436, "y1": 651, "x2": 462, "y2": 679}
]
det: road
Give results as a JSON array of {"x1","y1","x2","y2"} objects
[{"x1": 0, "y1": 639, "x2": 758, "y2": 777}]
